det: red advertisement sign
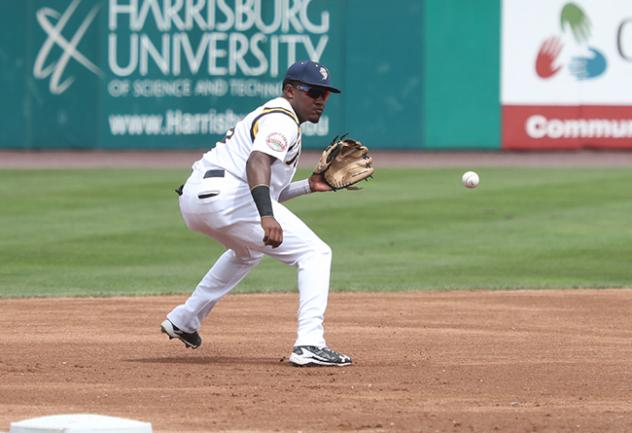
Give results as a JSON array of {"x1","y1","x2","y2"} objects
[{"x1": 503, "y1": 105, "x2": 632, "y2": 149}]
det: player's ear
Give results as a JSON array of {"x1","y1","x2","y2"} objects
[{"x1": 283, "y1": 80, "x2": 295, "y2": 99}]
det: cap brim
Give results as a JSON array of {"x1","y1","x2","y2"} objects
[{"x1": 295, "y1": 79, "x2": 341, "y2": 94}]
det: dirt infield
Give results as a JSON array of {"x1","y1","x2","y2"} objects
[{"x1": 2, "y1": 290, "x2": 632, "y2": 433}]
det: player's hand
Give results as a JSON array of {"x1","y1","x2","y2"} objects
[
  {"x1": 261, "y1": 216, "x2": 283, "y2": 248},
  {"x1": 308, "y1": 173, "x2": 333, "y2": 192}
]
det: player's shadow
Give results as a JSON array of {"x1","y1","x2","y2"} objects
[{"x1": 128, "y1": 356, "x2": 289, "y2": 366}]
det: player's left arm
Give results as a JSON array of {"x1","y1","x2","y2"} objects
[{"x1": 277, "y1": 174, "x2": 332, "y2": 203}]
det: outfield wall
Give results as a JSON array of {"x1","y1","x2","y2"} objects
[{"x1": 1, "y1": 0, "x2": 630, "y2": 150}]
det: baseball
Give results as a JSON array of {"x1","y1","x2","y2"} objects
[{"x1": 462, "y1": 171, "x2": 479, "y2": 189}]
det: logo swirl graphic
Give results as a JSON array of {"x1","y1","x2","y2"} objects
[
  {"x1": 33, "y1": 0, "x2": 102, "y2": 95},
  {"x1": 534, "y1": 2, "x2": 607, "y2": 81}
]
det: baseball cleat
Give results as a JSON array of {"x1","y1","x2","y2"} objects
[
  {"x1": 160, "y1": 319, "x2": 202, "y2": 349},
  {"x1": 289, "y1": 346, "x2": 352, "y2": 367}
]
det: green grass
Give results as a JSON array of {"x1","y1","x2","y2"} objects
[{"x1": 1, "y1": 167, "x2": 631, "y2": 297}]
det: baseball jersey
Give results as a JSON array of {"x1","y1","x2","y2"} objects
[{"x1": 195, "y1": 97, "x2": 302, "y2": 200}]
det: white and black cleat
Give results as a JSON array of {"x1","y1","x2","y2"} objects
[
  {"x1": 289, "y1": 346, "x2": 352, "y2": 367},
  {"x1": 160, "y1": 319, "x2": 202, "y2": 349}
]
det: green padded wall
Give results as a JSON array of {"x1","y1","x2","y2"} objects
[{"x1": 423, "y1": 0, "x2": 501, "y2": 149}]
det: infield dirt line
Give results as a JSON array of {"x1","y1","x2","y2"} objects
[{"x1": 2, "y1": 150, "x2": 632, "y2": 168}]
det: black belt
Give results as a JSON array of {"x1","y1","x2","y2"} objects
[
  {"x1": 175, "y1": 169, "x2": 225, "y2": 196},
  {"x1": 203, "y1": 169, "x2": 225, "y2": 178}
]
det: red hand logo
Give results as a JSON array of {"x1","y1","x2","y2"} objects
[{"x1": 535, "y1": 37, "x2": 563, "y2": 78}]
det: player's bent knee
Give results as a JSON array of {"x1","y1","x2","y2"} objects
[
  {"x1": 300, "y1": 242, "x2": 331, "y2": 266},
  {"x1": 319, "y1": 243, "x2": 332, "y2": 259},
  {"x1": 229, "y1": 249, "x2": 263, "y2": 266}
]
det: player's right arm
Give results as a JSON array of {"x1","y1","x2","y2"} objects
[
  {"x1": 246, "y1": 151, "x2": 283, "y2": 248},
  {"x1": 246, "y1": 111, "x2": 300, "y2": 247}
]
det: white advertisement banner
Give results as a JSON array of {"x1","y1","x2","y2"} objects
[{"x1": 502, "y1": 0, "x2": 632, "y2": 105}]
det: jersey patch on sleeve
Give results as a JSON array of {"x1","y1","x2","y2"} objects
[{"x1": 266, "y1": 132, "x2": 288, "y2": 152}]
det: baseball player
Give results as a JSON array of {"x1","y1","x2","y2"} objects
[{"x1": 161, "y1": 60, "x2": 352, "y2": 367}]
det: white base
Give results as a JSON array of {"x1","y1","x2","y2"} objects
[{"x1": 10, "y1": 414, "x2": 152, "y2": 433}]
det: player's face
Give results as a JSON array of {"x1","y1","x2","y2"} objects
[{"x1": 289, "y1": 83, "x2": 330, "y2": 123}]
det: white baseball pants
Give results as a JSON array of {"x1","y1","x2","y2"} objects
[{"x1": 167, "y1": 168, "x2": 331, "y2": 348}]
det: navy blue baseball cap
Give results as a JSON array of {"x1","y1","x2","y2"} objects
[{"x1": 284, "y1": 60, "x2": 341, "y2": 93}]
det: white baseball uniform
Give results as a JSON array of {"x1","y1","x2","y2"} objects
[{"x1": 167, "y1": 96, "x2": 331, "y2": 348}]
